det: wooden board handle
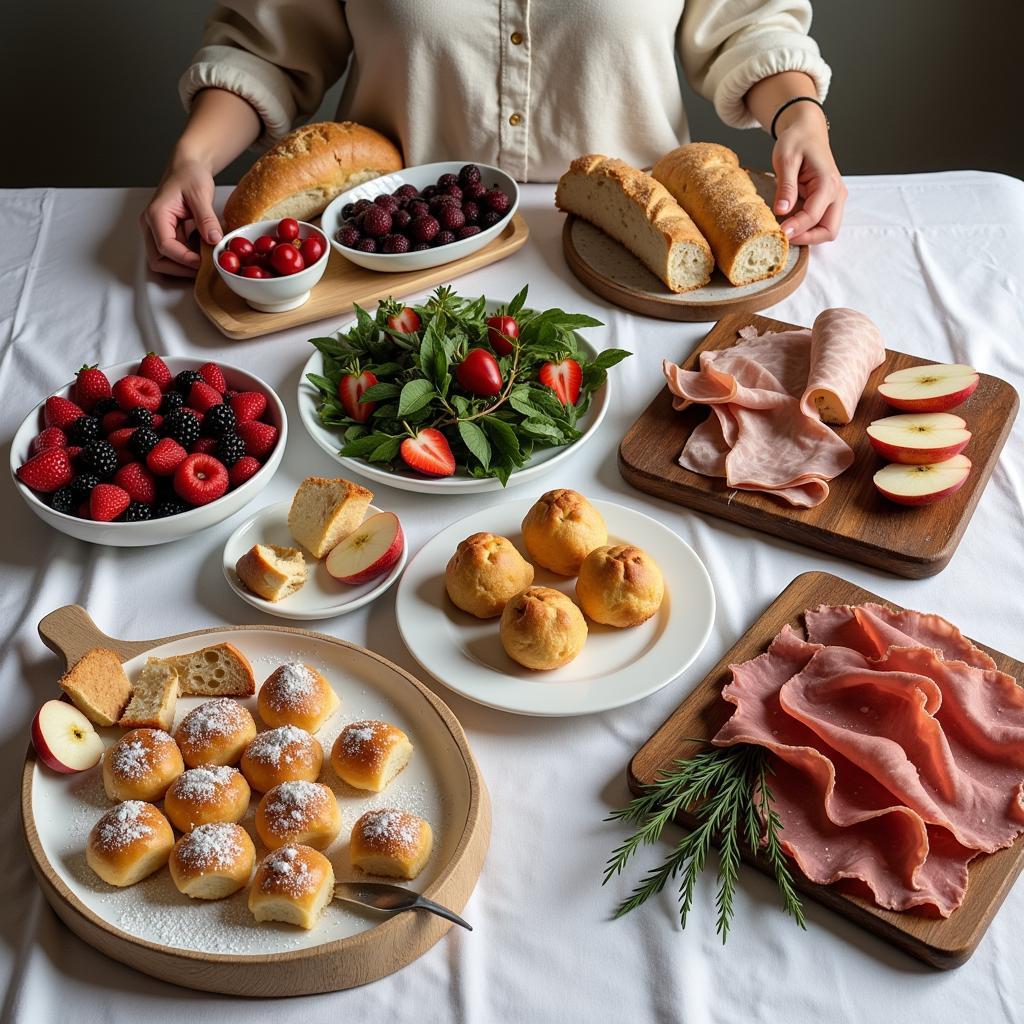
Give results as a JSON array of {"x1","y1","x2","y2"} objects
[{"x1": 37, "y1": 605, "x2": 151, "y2": 668}]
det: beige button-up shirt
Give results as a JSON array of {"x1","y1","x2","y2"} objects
[{"x1": 181, "y1": 0, "x2": 830, "y2": 182}]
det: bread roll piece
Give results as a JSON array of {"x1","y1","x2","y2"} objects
[
  {"x1": 164, "y1": 764, "x2": 251, "y2": 833},
  {"x1": 556, "y1": 155, "x2": 712, "y2": 293},
  {"x1": 58, "y1": 648, "x2": 132, "y2": 726},
  {"x1": 240, "y1": 725, "x2": 323, "y2": 792},
  {"x1": 169, "y1": 822, "x2": 255, "y2": 900},
  {"x1": 103, "y1": 728, "x2": 184, "y2": 803},
  {"x1": 350, "y1": 809, "x2": 433, "y2": 881},
  {"x1": 330, "y1": 720, "x2": 413, "y2": 792},
  {"x1": 249, "y1": 844, "x2": 336, "y2": 929},
  {"x1": 174, "y1": 699, "x2": 257, "y2": 768},
  {"x1": 223, "y1": 121, "x2": 403, "y2": 230},
  {"x1": 445, "y1": 532, "x2": 535, "y2": 618},
  {"x1": 257, "y1": 662, "x2": 340, "y2": 733},
  {"x1": 156, "y1": 643, "x2": 255, "y2": 697},
  {"x1": 236, "y1": 544, "x2": 307, "y2": 603},
  {"x1": 500, "y1": 586, "x2": 588, "y2": 671},
  {"x1": 288, "y1": 476, "x2": 374, "y2": 559},
  {"x1": 86, "y1": 800, "x2": 174, "y2": 887},
  {"x1": 576, "y1": 544, "x2": 665, "y2": 627},
  {"x1": 118, "y1": 659, "x2": 178, "y2": 731},
  {"x1": 521, "y1": 489, "x2": 607, "y2": 576},
  {"x1": 255, "y1": 780, "x2": 341, "y2": 851},
  {"x1": 652, "y1": 143, "x2": 789, "y2": 287}
]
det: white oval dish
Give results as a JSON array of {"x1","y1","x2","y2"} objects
[
  {"x1": 297, "y1": 299, "x2": 610, "y2": 495},
  {"x1": 395, "y1": 498, "x2": 716, "y2": 716},
  {"x1": 321, "y1": 161, "x2": 519, "y2": 273},
  {"x1": 11, "y1": 357, "x2": 286, "y2": 547},
  {"x1": 223, "y1": 500, "x2": 407, "y2": 620}
]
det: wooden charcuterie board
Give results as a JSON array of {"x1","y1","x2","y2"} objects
[
  {"x1": 618, "y1": 313, "x2": 1018, "y2": 578},
  {"x1": 628, "y1": 571, "x2": 1024, "y2": 969}
]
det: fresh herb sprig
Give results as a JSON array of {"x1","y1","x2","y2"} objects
[{"x1": 603, "y1": 743, "x2": 805, "y2": 942}]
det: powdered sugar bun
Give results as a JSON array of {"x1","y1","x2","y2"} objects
[
  {"x1": 349, "y1": 808, "x2": 433, "y2": 880},
  {"x1": 102, "y1": 728, "x2": 184, "y2": 802},
  {"x1": 257, "y1": 662, "x2": 340, "y2": 733},
  {"x1": 86, "y1": 800, "x2": 174, "y2": 887},
  {"x1": 330, "y1": 720, "x2": 413, "y2": 792},
  {"x1": 255, "y1": 780, "x2": 341, "y2": 850},
  {"x1": 163, "y1": 764, "x2": 251, "y2": 833},
  {"x1": 248, "y1": 844, "x2": 335, "y2": 929},
  {"x1": 240, "y1": 725, "x2": 324, "y2": 792},
  {"x1": 174, "y1": 698, "x2": 257, "y2": 768},
  {"x1": 169, "y1": 821, "x2": 256, "y2": 900}
]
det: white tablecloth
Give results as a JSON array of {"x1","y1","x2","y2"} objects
[{"x1": 2, "y1": 173, "x2": 1023, "y2": 1023}]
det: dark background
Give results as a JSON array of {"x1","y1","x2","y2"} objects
[{"x1": 2, "y1": 0, "x2": 1021, "y2": 187}]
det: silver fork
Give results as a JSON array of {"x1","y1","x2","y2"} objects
[{"x1": 333, "y1": 881, "x2": 473, "y2": 930}]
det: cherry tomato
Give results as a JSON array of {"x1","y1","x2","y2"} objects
[
  {"x1": 227, "y1": 236, "x2": 255, "y2": 259},
  {"x1": 486, "y1": 314, "x2": 519, "y2": 356},
  {"x1": 277, "y1": 217, "x2": 300, "y2": 242},
  {"x1": 300, "y1": 233, "x2": 325, "y2": 264},
  {"x1": 218, "y1": 250, "x2": 242, "y2": 274},
  {"x1": 240, "y1": 265, "x2": 271, "y2": 279},
  {"x1": 270, "y1": 243, "x2": 305, "y2": 276},
  {"x1": 456, "y1": 348, "x2": 503, "y2": 396},
  {"x1": 253, "y1": 235, "x2": 277, "y2": 256}
]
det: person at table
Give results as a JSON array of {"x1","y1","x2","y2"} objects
[{"x1": 143, "y1": 0, "x2": 845, "y2": 276}]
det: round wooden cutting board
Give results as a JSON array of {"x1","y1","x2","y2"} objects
[{"x1": 21, "y1": 605, "x2": 491, "y2": 997}]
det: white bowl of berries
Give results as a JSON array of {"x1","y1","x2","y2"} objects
[
  {"x1": 321, "y1": 161, "x2": 519, "y2": 273},
  {"x1": 11, "y1": 355, "x2": 286, "y2": 546},
  {"x1": 213, "y1": 218, "x2": 329, "y2": 313}
]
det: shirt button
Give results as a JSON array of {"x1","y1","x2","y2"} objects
[
  {"x1": 510, "y1": 31, "x2": 524, "y2": 45},
  {"x1": 508, "y1": 112, "x2": 523, "y2": 126}
]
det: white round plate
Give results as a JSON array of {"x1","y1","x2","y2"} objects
[
  {"x1": 395, "y1": 499, "x2": 716, "y2": 716},
  {"x1": 222, "y1": 500, "x2": 407, "y2": 620},
  {"x1": 297, "y1": 299, "x2": 610, "y2": 495}
]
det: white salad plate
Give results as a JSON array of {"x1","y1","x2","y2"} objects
[
  {"x1": 222, "y1": 500, "x2": 407, "y2": 620},
  {"x1": 395, "y1": 499, "x2": 716, "y2": 716}
]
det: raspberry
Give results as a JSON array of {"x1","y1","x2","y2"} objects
[
  {"x1": 69, "y1": 473, "x2": 100, "y2": 498},
  {"x1": 153, "y1": 498, "x2": 190, "y2": 518},
  {"x1": 464, "y1": 180, "x2": 486, "y2": 200},
  {"x1": 164, "y1": 408, "x2": 200, "y2": 447},
  {"x1": 50, "y1": 487, "x2": 76, "y2": 514},
  {"x1": 429, "y1": 194, "x2": 459, "y2": 211},
  {"x1": 442, "y1": 183, "x2": 463, "y2": 202},
  {"x1": 173, "y1": 453, "x2": 229, "y2": 506},
  {"x1": 437, "y1": 173, "x2": 459, "y2": 189},
  {"x1": 146, "y1": 437, "x2": 188, "y2": 477},
  {"x1": 373, "y1": 194, "x2": 399, "y2": 212},
  {"x1": 410, "y1": 215, "x2": 440, "y2": 243},
  {"x1": 80, "y1": 440, "x2": 118, "y2": 479},
  {"x1": 392, "y1": 209, "x2": 412, "y2": 230},
  {"x1": 459, "y1": 164, "x2": 482, "y2": 187},
  {"x1": 174, "y1": 369, "x2": 204, "y2": 395},
  {"x1": 160, "y1": 390, "x2": 184, "y2": 414},
  {"x1": 112, "y1": 374, "x2": 162, "y2": 412},
  {"x1": 355, "y1": 238, "x2": 377, "y2": 253},
  {"x1": 438, "y1": 205, "x2": 465, "y2": 231},
  {"x1": 203, "y1": 403, "x2": 237, "y2": 436},
  {"x1": 457, "y1": 226, "x2": 482, "y2": 239},
  {"x1": 106, "y1": 427, "x2": 136, "y2": 451},
  {"x1": 113, "y1": 462, "x2": 156, "y2": 503},
  {"x1": 126, "y1": 407, "x2": 153, "y2": 428},
  {"x1": 336, "y1": 225, "x2": 360, "y2": 248},
  {"x1": 215, "y1": 432, "x2": 247, "y2": 466},
  {"x1": 191, "y1": 437, "x2": 218, "y2": 455},
  {"x1": 484, "y1": 189, "x2": 511, "y2": 214},
  {"x1": 89, "y1": 483, "x2": 130, "y2": 522},
  {"x1": 229, "y1": 391, "x2": 267, "y2": 423},
  {"x1": 122, "y1": 502, "x2": 153, "y2": 522},
  {"x1": 434, "y1": 230, "x2": 456, "y2": 246},
  {"x1": 381, "y1": 234, "x2": 411, "y2": 254},
  {"x1": 236, "y1": 420, "x2": 278, "y2": 459},
  {"x1": 198, "y1": 361, "x2": 227, "y2": 393},
  {"x1": 138, "y1": 353, "x2": 173, "y2": 391},
  {"x1": 395, "y1": 184, "x2": 419, "y2": 200},
  {"x1": 67, "y1": 415, "x2": 100, "y2": 444},
  {"x1": 361, "y1": 206, "x2": 392, "y2": 238},
  {"x1": 228, "y1": 455, "x2": 262, "y2": 487},
  {"x1": 128, "y1": 426, "x2": 160, "y2": 457},
  {"x1": 462, "y1": 201, "x2": 480, "y2": 225},
  {"x1": 480, "y1": 210, "x2": 502, "y2": 228}
]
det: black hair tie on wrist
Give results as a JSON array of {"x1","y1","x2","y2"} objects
[{"x1": 770, "y1": 96, "x2": 829, "y2": 140}]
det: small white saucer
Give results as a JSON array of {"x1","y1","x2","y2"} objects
[{"x1": 222, "y1": 500, "x2": 406, "y2": 620}]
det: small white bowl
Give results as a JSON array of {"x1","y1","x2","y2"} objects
[
  {"x1": 321, "y1": 161, "x2": 519, "y2": 273},
  {"x1": 11, "y1": 357, "x2": 287, "y2": 547},
  {"x1": 212, "y1": 220, "x2": 329, "y2": 313}
]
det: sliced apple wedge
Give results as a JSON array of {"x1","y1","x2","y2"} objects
[
  {"x1": 32, "y1": 699, "x2": 104, "y2": 773},
  {"x1": 326, "y1": 512, "x2": 405, "y2": 585},
  {"x1": 878, "y1": 362, "x2": 979, "y2": 413},
  {"x1": 873, "y1": 454, "x2": 972, "y2": 506},
  {"x1": 866, "y1": 413, "x2": 971, "y2": 465}
]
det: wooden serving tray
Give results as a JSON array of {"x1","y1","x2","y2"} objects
[
  {"x1": 628, "y1": 571, "x2": 1024, "y2": 969},
  {"x1": 21, "y1": 606, "x2": 491, "y2": 997},
  {"x1": 195, "y1": 213, "x2": 529, "y2": 340},
  {"x1": 619, "y1": 313, "x2": 1018, "y2": 578}
]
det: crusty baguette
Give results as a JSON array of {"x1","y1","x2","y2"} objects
[
  {"x1": 652, "y1": 143, "x2": 788, "y2": 287},
  {"x1": 59, "y1": 648, "x2": 132, "y2": 727},
  {"x1": 156, "y1": 643, "x2": 255, "y2": 697},
  {"x1": 119, "y1": 659, "x2": 178, "y2": 731},
  {"x1": 288, "y1": 476, "x2": 373, "y2": 559},
  {"x1": 555, "y1": 155, "x2": 712, "y2": 293},
  {"x1": 223, "y1": 122, "x2": 403, "y2": 230},
  {"x1": 236, "y1": 543, "x2": 307, "y2": 603}
]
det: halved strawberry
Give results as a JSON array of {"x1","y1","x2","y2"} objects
[
  {"x1": 399, "y1": 428, "x2": 455, "y2": 477},
  {"x1": 538, "y1": 358, "x2": 582, "y2": 406},
  {"x1": 386, "y1": 306, "x2": 421, "y2": 334},
  {"x1": 44, "y1": 396, "x2": 85, "y2": 430},
  {"x1": 338, "y1": 370, "x2": 378, "y2": 423}
]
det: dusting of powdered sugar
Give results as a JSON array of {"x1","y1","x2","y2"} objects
[
  {"x1": 174, "y1": 822, "x2": 246, "y2": 871},
  {"x1": 109, "y1": 730, "x2": 173, "y2": 779},
  {"x1": 170, "y1": 765, "x2": 238, "y2": 803},
  {"x1": 178, "y1": 699, "x2": 249, "y2": 742},
  {"x1": 245, "y1": 725, "x2": 312, "y2": 768},
  {"x1": 266, "y1": 663, "x2": 317, "y2": 708},
  {"x1": 93, "y1": 800, "x2": 153, "y2": 850}
]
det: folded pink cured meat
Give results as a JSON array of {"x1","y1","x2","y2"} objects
[
  {"x1": 663, "y1": 308, "x2": 886, "y2": 508},
  {"x1": 712, "y1": 604, "x2": 1024, "y2": 916}
]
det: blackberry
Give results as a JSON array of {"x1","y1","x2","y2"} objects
[
  {"x1": 69, "y1": 473, "x2": 100, "y2": 498},
  {"x1": 122, "y1": 502, "x2": 152, "y2": 522},
  {"x1": 216, "y1": 432, "x2": 247, "y2": 466},
  {"x1": 126, "y1": 407, "x2": 153, "y2": 428},
  {"x1": 92, "y1": 396, "x2": 118, "y2": 416},
  {"x1": 160, "y1": 390, "x2": 184, "y2": 414},
  {"x1": 50, "y1": 487, "x2": 76, "y2": 514},
  {"x1": 480, "y1": 210, "x2": 502, "y2": 228},
  {"x1": 174, "y1": 369, "x2": 203, "y2": 394},
  {"x1": 153, "y1": 498, "x2": 189, "y2": 518},
  {"x1": 129, "y1": 426, "x2": 160, "y2": 456},
  {"x1": 80, "y1": 440, "x2": 118, "y2": 479},
  {"x1": 67, "y1": 415, "x2": 100, "y2": 444},
  {"x1": 164, "y1": 408, "x2": 200, "y2": 446},
  {"x1": 203, "y1": 403, "x2": 236, "y2": 437}
]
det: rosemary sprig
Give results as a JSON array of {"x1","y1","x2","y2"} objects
[{"x1": 603, "y1": 743, "x2": 806, "y2": 941}]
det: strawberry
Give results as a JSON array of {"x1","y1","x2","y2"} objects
[
  {"x1": 198, "y1": 361, "x2": 227, "y2": 394},
  {"x1": 146, "y1": 437, "x2": 188, "y2": 477},
  {"x1": 44, "y1": 395, "x2": 85, "y2": 430},
  {"x1": 190, "y1": 437, "x2": 218, "y2": 455},
  {"x1": 101, "y1": 409, "x2": 129, "y2": 433},
  {"x1": 186, "y1": 381, "x2": 224, "y2": 414},
  {"x1": 229, "y1": 391, "x2": 267, "y2": 423},
  {"x1": 113, "y1": 374, "x2": 162, "y2": 412},
  {"x1": 338, "y1": 370, "x2": 378, "y2": 423},
  {"x1": 16, "y1": 448, "x2": 73, "y2": 493},
  {"x1": 538, "y1": 357, "x2": 583, "y2": 406},
  {"x1": 138, "y1": 353, "x2": 172, "y2": 392},
  {"x1": 89, "y1": 483, "x2": 130, "y2": 522},
  {"x1": 236, "y1": 420, "x2": 278, "y2": 459},
  {"x1": 106, "y1": 427, "x2": 136, "y2": 451},
  {"x1": 386, "y1": 306, "x2": 421, "y2": 334},
  {"x1": 173, "y1": 453, "x2": 228, "y2": 506},
  {"x1": 399, "y1": 428, "x2": 455, "y2": 477},
  {"x1": 74, "y1": 365, "x2": 112, "y2": 411},
  {"x1": 228, "y1": 456, "x2": 262, "y2": 487},
  {"x1": 30, "y1": 427, "x2": 67, "y2": 454},
  {"x1": 113, "y1": 462, "x2": 156, "y2": 504}
]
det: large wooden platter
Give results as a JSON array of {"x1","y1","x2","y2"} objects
[
  {"x1": 195, "y1": 213, "x2": 529, "y2": 340},
  {"x1": 628, "y1": 571, "x2": 1024, "y2": 969},
  {"x1": 619, "y1": 313, "x2": 1018, "y2": 577},
  {"x1": 21, "y1": 605, "x2": 491, "y2": 997}
]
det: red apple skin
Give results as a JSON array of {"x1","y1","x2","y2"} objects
[
  {"x1": 867, "y1": 434, "x2": 970, "y2": 465},
  {"x1": 327, "y1": 515, "x2": 405, "y2": 585},
  {"x1": 878, "y1": 377, "x2": 979, "y2": 414},
  {"x1": 31, "y1": 702, "x2": 102, "y2": 773},
  {"x1": 874, "y1": 472, "x2": 970, "y2": 506}
]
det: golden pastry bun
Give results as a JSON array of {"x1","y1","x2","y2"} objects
[
  {"x1": 257, "y1": 662, "x2": 340, "y2": 733},
  {"x1": 576, "y1": 544, "x2": 665, "y2": 627},
  {"x1": 248, "y1": 844, "x2": 336, "y2": 929},
  {"x1": 445, "y1": 532, "x2": 535, "y2": 618},
  {"x1": 169, "y1": 821, "x2": 256, "y2": 900},
  {"x1": 240, "y1": 726, "x2": 323, "y2": 792},
  {"x1": 350, "y1": 809, "x2": 433, "y2": 881},
  {"x1": 500, "y1": 586, "x2": 588, "y2": 670},
  {"x1": 330, "y1": 720, "x2": 413, "y2": 792},
  {"x1": 521, "y1": 490, "x2": 607, "y2": 576},
  {"x1": 86, "y1": 800, "x2": 174, "y2": 887},
  {"x1": 255, "y1": 780, "x2": 341, "y2": 851},
  {"x1": 102, "y1": 728, "x2": 184, "y2": 802},
  {"x1": 163, "y1": 764, "x2": 251, "y2": 833},
  {"x1": 174, "y1": 698, "x2": 257, "y2": 768}
]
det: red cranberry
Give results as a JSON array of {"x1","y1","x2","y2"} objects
[
  {"x1": 227, "y1": 236, "x2": 254, "y2": 259},
  {"x1": 381, "y1": 234, "x2": 411, "y2": 254},
  {"x1": 218, "y1": 250, "x2": 241, "y2": 274},
  {"x1": 438, "y1": 205, "x2": 465, "y2": 231},
  {"x1": 336, "y1": 225, "x2": 360, "y2": 247},
  {"x1": 459, "y1": 164, "x2": 482, "y2": 187},
  {"x1": 355, "y1": 237, "x2": 378, "y2": 253},
  {"x1": 410, "y1": 215, "x2": 440, "y2": 242},
  {"x1": 462, "y1": 201, "x2": 480, "y2": 225},
  {"x1": 434, "y1": 230, "x2": 456, "y2": 246},
  {"x1": 361, "y1": 206, "x2": 393, "y2": 238},
  {"x1": 437, "y1": 173, "x2": 459, "y2": 189},
  {"x1": 253, "y1": 235, "x2": 277, "y2": 256},
  {"x1": 276, "y1": 217, "x2": 300, "y2": 242},
  {"x1": 395, "y1": 184, "x2": 419, "y2": 200},
  {"x1": 484, "y1": 189, "x2": 510, "y2": 214},
  {"x1": 457, "y1": 225, "x2": 482, "y2": 239}
]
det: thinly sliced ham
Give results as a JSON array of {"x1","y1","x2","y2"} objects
[{"x1": 663, "y1": 308, "x2": 886, "y2": 508}]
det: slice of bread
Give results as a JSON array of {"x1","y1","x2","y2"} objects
[
  {"x1": 236, "y1": 543, "x2": 307, "y2": 602},
  {"x1": 288, "y1": 476, "x2": 373, "y2": 559},
  {"x1": 119, "y1": 659, "x2": 178, "y2": 731},
  {"x1": 157, "y1": 643, "x2": 256, "y2": 697},
  {"x1": 58, "y1": 648, "x2": 132, "y2": 726}
]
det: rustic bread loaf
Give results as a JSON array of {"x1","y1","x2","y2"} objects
[
  {"x1": 652, "y1": 143, "x2": 788, "y2": 287},
  {"x1": 223, "y1": 122, "x2": 403, "y2": 230},
  {"x1": 555, "y1": 155, "x2": 712, "y2": 293}
]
